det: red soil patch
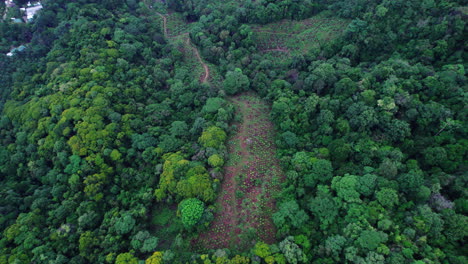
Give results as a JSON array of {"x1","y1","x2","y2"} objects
[{"x1": 193, "y1": 93, "x2": 285, "y2": 251}]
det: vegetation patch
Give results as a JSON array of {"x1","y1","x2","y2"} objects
[
  {"x1": 194, "y1": 93, "x2": 285, "y2": 251},
  {"x1": 252, "y1": 12, "x2": 349, "y2": 61},
  {"x1": 179, "y1": 198, "x2": 205, "y2": 229}
]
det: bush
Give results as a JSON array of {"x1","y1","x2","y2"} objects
[
  {"x1": 178, "y1": 198, "x2": 205, "y2": 228},
  {"x1": 208, "y1": 154, "x2": 224, "y2": 167}
]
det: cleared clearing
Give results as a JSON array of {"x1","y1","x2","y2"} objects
[
  {"x1": 252, "y1": 12, "x2": 350, "y2": 60},
  {"x1": 194, "y1": 93, "x2": 284, "y2": 251}
]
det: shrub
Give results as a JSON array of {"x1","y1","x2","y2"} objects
[{"x1": 178, "y1": 198, "x2": 205, "y2": 228}]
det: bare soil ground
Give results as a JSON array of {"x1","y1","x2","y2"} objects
[{"x1": 193, "y1": 93, "x2": 284, "y2": 251}]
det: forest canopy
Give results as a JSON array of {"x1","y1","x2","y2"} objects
[{"x1": 0, "y1": 0, "x2": 466, "y2": 263}]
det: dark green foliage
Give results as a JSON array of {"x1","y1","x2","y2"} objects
[
  {"x1": 273, "y1": 200, "x2": 309, "y2": 235},
  {"x1": 0, "y1": 0, "x2": 465, "y2": 262},
  {"x1": 356, "y1": 230, "x2": 388, "y2": 251},
  {"x1": 309, "y1": 185, "x2": 340, "y2": 229},
  {"x1": 114, "y1": 213, "x2": 136, "y2": 235},
  {"x1": 223, "y1": 68, "x2": 250, "y2": 95},
  {"x1": 357, "y1": 173, "x2": 377, "y2": 197},
  {"x1": 310, "y1": 159, "x2": 333, "y2": 184},
  {"x1": 0, "y1": 1, "x2": 231, "y2": 262},
  {"x1": 262, "y1": 0, "x2": 466, "y2": 263}
]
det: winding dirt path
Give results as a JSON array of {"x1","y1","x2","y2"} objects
[
  {"x1": 155, "y1": 11, "x2": 210, "y2": 83},
  {"x1": 185, "y1": 37, "x2": 210, "y2": 83},
  {"x1": 156, "y1": 12, "x2": 168, "y2": 38},
  {"x1": 193, "y1": 93, "x2": 284, "y2": 251}
]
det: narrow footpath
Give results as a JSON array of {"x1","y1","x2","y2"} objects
[{"x1": 156, "y1": 11, "x2": 210, "y2": 83}]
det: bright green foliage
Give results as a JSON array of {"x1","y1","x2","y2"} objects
[
  {"x1": 294, "y1": 235, "x2": 311, "y2": 254},
  {"x1": 272, "y1": 254, "x2": 287, "y2": 264},
  {"x1": 208, "y1": 154, "x2": 224, "y2": 167},
  {"x1": 198, "y1": 126, "x2": 227, "y2": 149},
  {"x1": 145, "y1": 252, "x2": 164, "y2": 264},
  {"x1": 331, "y1": 174, "x2": 361, "y2": 203},
  {"x1": 253, "y1": 242, "x2": 272, "y2": 258},
  {"x1": 176, "y1": 165, "x2": 216, "y2": 202},
  {"x1": 200, "y1": 253, "x2": 252, "y2": 264},
  {"x1": 115, "y1": 252, "x2": 138, "y2": 264},
  {"x1": 110, "y1": 149, "x2": 122, "y2": 161},
  {"x1": 79, "y1": 231, "x2": 97, "y2": 256},
  {"x1": 155, "y1": 153, "x2": 215, "y2": 202},
  {"x1": 154, "y1": 152, "x2": 189, "y2": 201},
  {"x1": 178, "y1": 198, "x2": 205, "y2": 228},
  {"x1": 376, "y1": 188, "x2": 399, "y2": 208}
]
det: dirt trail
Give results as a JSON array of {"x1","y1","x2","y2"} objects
[
  {"x1": 261, "y1": 47, "x2": 289, "y2": 53},
  {"x1": 194, "y1": 93, "x2": 284, "y2": 251},
  {"x1": 156, "y1": 12, "x2": 168, "y2": 38},
  {"x1": 155, "y1": 11, "x2": 210, "y2": 83},
  {"x1": 184, "y1": 37, "x2": 210, "y2": 83}
]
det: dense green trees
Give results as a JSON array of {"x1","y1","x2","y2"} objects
[
  {"x1": 0, "y1": 0, "x2": 465, "y2": 263},
  {"x1": 0, "y1": 1, "x2": 232, "y2": 262},
  {"x1": 242, "y1": 0, "x2": 466, "y2": 263},
  {"x1": 223, "y1": 68, "x2": 250, "y2": 95}
]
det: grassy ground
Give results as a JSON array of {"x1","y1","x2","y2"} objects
[
  {"x1": 252, "y1": 12, "x2": 349, "y2": 61},
  {"x1": 150, "y1": 204, "x2": 181, "y2": 250},
  {"x1": 193, "y1": 93, "x2": 284, "y2": 251},
  {"x1": 153, "y1": 11, "x2": 220, "y2": 85}
]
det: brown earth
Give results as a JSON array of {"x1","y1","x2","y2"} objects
[{"x1": 193, "y1": 93, "x2": 284, "y2": 251}]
